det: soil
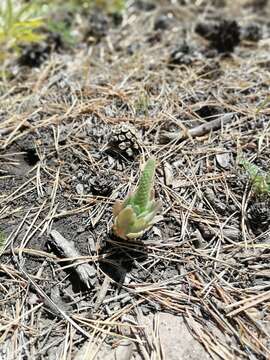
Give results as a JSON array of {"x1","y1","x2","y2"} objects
[{"x1": 1, "y1": 0, "x2": 270, "y2": 359}]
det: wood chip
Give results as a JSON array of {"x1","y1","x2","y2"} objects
[
  {"x1": 160, "y1": 113, "x2": 235, "y2": 143},
  {"x1": 216, "y1": 152, "x2": 230, "y2": 169},
  {"x1": 163, "y1": 161, "x2": 174, "y2": 186},
  {"x1": 50, "y1": 229, "x2": 96, "y2": 288}
]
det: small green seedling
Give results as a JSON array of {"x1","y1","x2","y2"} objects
[
  {"x1": 240, "y1": 158, "x2": 270, "y2": 195},
  {"x1": 0, "y1": 0, "x2": 44, "y2": 58},
  {"x1": 113, "y1": 158, "x2": 161, "y2": 240}
]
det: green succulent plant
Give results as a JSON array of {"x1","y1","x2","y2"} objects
[
  {"x1": 0, "y1": 0, "x2": 44, "y2": 58},
  {"x1": 113, "y1": 158, "x2": 161, "y2": 240},
  {"x1": 240, "y1": 158, "x2": 270, "y2": 195}
]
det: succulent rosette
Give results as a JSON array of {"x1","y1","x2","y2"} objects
[{"x1": 112, "y1": 158, "x2": 161, "y2": 240}]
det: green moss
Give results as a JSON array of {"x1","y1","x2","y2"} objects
[{"x1": 240, "y1": 158, "x2": 270, "y2": 195}]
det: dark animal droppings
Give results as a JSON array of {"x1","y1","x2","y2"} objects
[
  {"x1": 18, "y1": 43, "x2": 50, "y2": 67},
  {"x1": 18, "y1": 32, "x2": 63, "y2": 68},
  {"x1": 24, "y1": 148, "x2": 39, "y2": 166},
  {"x1": 195, "y1": 20, "x2": 240, "y2": 53}
]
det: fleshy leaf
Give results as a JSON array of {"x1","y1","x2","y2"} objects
[
  {"x1": 112, "y1": 200, "x2": 124, "y2": 218},
  {"x1": 126, "y1": 230, "x2": 146, "y2": 239},
  {"x1": 133, "y1": 158, "x2": 156, "y2": 212},
  {"x1": 240, "y1": 158, "x2": 270, "y2": 195},
  {"x1": 113, "y1": 206, "x2": 136, "y2": 239},
  {"x1": 129, "y1": 217, "x2": 147, "y2": 233},
  {"x1": 112, "y1": 158, "x2": 161, "y2": 240}
]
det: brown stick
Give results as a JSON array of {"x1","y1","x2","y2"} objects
[
  {"x1": 160, "y1": 113, "x2": 235, "y2": 143},
  {"x1": 50, "y1": 229, "x2": 96, "y2": 288}
]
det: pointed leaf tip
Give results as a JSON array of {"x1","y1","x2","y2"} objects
[{"x1": 133, "y1": 158, "x2": 156, "y2": 211}]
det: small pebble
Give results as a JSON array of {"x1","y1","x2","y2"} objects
[
  {"x1": 77, "y1": 226, "x2": 85, "y2": 234},
  {"x1": 76, "y1": 183, "x2": 84, "y2": 195}
]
